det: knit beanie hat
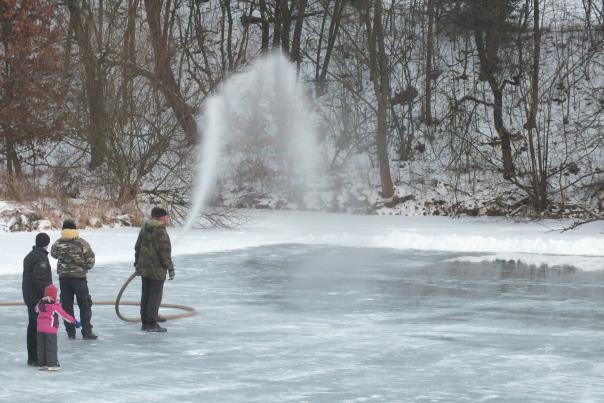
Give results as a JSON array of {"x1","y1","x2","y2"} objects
[
  {"x1": 62, "y1": 219, "x2": 77, "y2": 230},
  {"x1": 35, "y1": 233, "x2": 50, "y2": 248},
  {"x1": 44, "y1": 284, "x2": 58, "y2": 301},
  {"x1": 151, "y1": 207, "x2": 168, "y2": 218}
]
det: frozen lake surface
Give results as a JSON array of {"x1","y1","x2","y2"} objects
[{"x1": 2, "y1": 244, "x2": 604, "y2": 402}]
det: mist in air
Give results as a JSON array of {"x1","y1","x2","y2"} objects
[{"x1": 180, "y1": 53, "x2": 319, "y2": 234}]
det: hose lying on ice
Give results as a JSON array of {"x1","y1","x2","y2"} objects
[
  {"x1": 111, "y1": 272, "x2": 197, "y2": 322},
  {"x1": 0, "y1": 272, "x2": 197, "y2": 323}
]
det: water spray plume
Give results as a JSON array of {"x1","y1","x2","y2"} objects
[
  {"x1": 180, "y1": 53, "x2": 319, "y2": 235},
  {"x1": 180, "y1": 96, "x2": 225, "y2": 235}
]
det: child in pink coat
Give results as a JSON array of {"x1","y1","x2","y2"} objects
[{"x1": 35, "y1": 284, "x2": 77, "y2": 370}]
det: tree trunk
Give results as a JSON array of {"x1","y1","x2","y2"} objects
[
  {"x1": 290, "y1": 0, "x2": 307, "y2": 70},
  {"x1": 423, "y1": 0, "x2": 434, "y2": 125},
  {"x1": 365, "y1": 0, "x2": 394, "y2": 198},
  {"x1": 117, "y1": 182, "x2": 140, "y2": 206},
  {"x1": 4, "y1": 130, "x2": 21, "y2": 176},
  {"x1": 281, "y1": 0, "x2": 291, "y2": 54},
  {"x1": 317, "y1": 0, "x2": 344, "y2": 96},
  {"x1": 259, "y1": 0, "x2": 270, "y2": 52},
  {"x1": 273, "y1": 0, "x2": 284, "y2": 49},
  {"x1": 66, "y1": 0, "x2": 106, "y2": 169},
  {"x1": 122, "y1": 0, "x2": 139, "y2": 120},
  {"x1": 219, "y1": 0, "x2": 234, "y2": 72},
  {"x1": 474, "y1": 29, "x2": 515, "y2": 179},
  {"x1": 491, "y1": 85, "x2": 515, "y2": 179},
  {"x1": 144, "y1": 0, "x2": 198, "y2": 145},
  {"x1": 314, "y1": 0, "x2": 330, "y2": 88},
  {"x1": 526, "y1": 0, "x2": 546, "y2": 210}
]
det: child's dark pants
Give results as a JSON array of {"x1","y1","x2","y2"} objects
[{"x1": 36, "y1": 332, "x2": 58, "y2": 367}]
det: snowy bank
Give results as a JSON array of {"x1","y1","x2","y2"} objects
[{"x1": 0, "y1": 210, "x2": 602, "y2": 277}]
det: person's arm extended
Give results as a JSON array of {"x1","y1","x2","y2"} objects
[
  {"x1": 54, "y1": 304, "x2": 76, "y2": 323},
  {"x1": 157, "y1": 228, "x2": 174, "y2": 271},
  {"x1": 81, "y1": 239, "x2": 96, "y2": 270}
]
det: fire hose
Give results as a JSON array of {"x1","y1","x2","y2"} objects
[{"x1": 0, "y1": 272, "x2": 197, "y2": 323}]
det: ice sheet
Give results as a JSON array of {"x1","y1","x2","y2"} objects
[{"x1": 2, "y1": 245, "x2": 604, "y2": 401}]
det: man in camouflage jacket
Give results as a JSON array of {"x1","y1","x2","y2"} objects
[
  {"x1": 22, "y1": 232, "x2": 53, "y2": 365},
  {"x1": 134, "y1": 207, "x2": 175, "y2": 332},
  {"x1": 51, "y1": 219, "x2": 97, "y2": 340}
]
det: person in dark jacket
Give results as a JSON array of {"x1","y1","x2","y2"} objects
[
  {"x1": 51, "y1": 219, "x2": 97, "y2": 340},
  {"x1": 134, "y1": 207, "x2": 175, "y2": 332},
  {"x1": 22, "y1": 232, "x2": 53, "y2": 365}
]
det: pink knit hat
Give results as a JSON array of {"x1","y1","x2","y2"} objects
[{"x1": 44, "y1": 284, "x2": 58, "y2": 301}]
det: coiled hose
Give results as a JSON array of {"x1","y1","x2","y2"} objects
[{"x1": 0, "y1": 272, "x2": 197, "y2": 323}]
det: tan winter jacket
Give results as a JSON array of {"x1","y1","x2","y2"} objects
[{"x1": 51, "y1": 229, "x2": 95, "y2": 278}]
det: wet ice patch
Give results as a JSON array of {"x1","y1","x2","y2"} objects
[{"x1": 448, "y1": 253, "x2": 604, "y2": 271}]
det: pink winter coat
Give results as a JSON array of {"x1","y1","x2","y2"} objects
[{"x1": 35, "y1": 299, "x2": 75, "y2": 334}]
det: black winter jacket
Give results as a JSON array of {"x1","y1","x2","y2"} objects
[{"x1": 22, "y1": 246, "x2": 52, "y2": 307}]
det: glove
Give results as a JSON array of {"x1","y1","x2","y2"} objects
[
  {"x1": 75, "y1": 320, "x2": 81, "y2": 329},
  {"x1": 168, "y1": 268, "x2": 175, "y2": 281}
]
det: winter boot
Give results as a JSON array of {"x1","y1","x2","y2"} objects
[
  {"x1": 82, "y1": 332, "x2": 98, "y2": 340},
  {"x1": 146, "y1": 323, "x2": 167, "y2": 333}
]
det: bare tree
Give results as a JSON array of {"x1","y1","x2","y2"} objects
[
  {"x1": 0, "y1": 0, "x2": 64, "y2": 178},
  {"x1": 144, "y1": 0, "x2": 198, "y2": 145},
  {"x1": 423, "y1": 0, "x2": 435, "y2": 125},
  {"x1": 291, "y1": 0, "x2": 308, "y2": 70},
  {"x1": 363, "y1": 0, "x2": 394, "y2": 198},
  {"x1": 524, "y1": 0, "x2": 547, "y2": 210},
  {"x1": 259, "y1": 0, "x2": 271, "y2": 51},
  {"x1": 316, "y1": 0, "x2": 344, "y2": 96},
  {"x1": 66, "y1": 0, "x2": 107, "y2": 169}
]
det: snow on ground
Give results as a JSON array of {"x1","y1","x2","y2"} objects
[{"x1": 1, "y1": 210, "x2": 602, "y2": 277}]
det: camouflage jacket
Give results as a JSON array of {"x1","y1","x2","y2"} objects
[
  {"x1": 51, "y1": 229, "x2": 95, "y2": 278},
  {"x1": 134, "y1": 219, "x2": 174, "y2": 281}
]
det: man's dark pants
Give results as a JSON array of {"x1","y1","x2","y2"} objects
[
  {"x1": 59, "y1": 277, "x2": 93, "y2": 337},
  {"x1": 26, "y1": 305, "x2": 38, "y2": 363},
  {"x1": 141, "y1": 277, "x2": 164, "y2": 326}
]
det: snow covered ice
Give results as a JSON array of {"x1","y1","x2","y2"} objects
[{"x1": 1, "y1": 211, "x2": 604, "y2": 401}]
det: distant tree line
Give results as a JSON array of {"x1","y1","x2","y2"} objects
[{"x1": 0, "y1": 0, "x2": 602, "y2": 220}]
